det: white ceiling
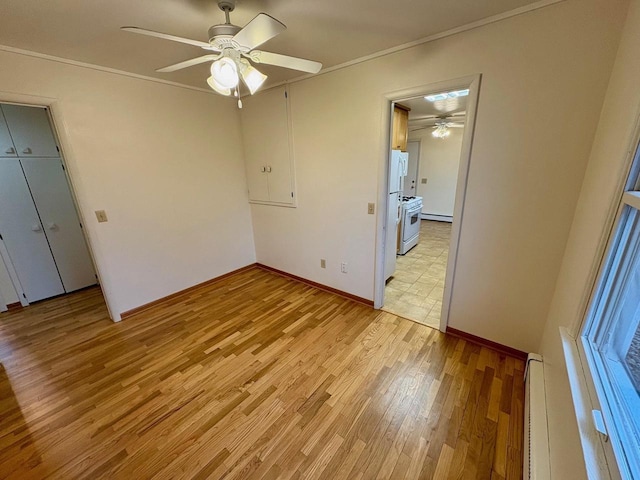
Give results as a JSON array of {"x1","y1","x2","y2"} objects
[
  {"x1": 400, "y1": 94, "x2": 467, "y2": 131},
  {"x1": 401, "y1": 95, "x2": 468, "y2": 119},
  {"x1": 0, "y1": 0, "x2": 543, "y2": 90}
]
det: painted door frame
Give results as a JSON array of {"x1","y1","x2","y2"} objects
[
  {"x1": 0, "y1": 91, "x2": 116, "y2": 320},
  {"x1": 374, "y1": 74, "x2": 481, "y2": 333}
]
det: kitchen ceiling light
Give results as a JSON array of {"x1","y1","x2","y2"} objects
[
  {"x1": 432, "y1": 124, "x2": 451, "y2": 139},
  {"x1": 207, "y1": 76, "x2": 232, "y2": 96},
  {"x1": 239, "y1": 60, "x2": 267, "y2": 95},
  {"x1": 425, "y1": 89, "x2": 470, "y2": 102},
  {"x1": 211, "y1": 57, "x2": 239, "y2": 89}
]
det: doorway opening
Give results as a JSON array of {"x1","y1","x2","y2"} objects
[
  {"x1": 375, "y1": 75, "x2": 480, "y2": 331},
  {"x1": 0, "y1": 102, "x2": 104, "y2": 314}
]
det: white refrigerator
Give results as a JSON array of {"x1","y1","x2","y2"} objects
[{"x1": 385, "y1": 150, "x2": 408, "y2": 281}]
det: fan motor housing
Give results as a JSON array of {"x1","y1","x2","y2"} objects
[{"x1": 208, "y1": 23, "x2": 241, "y2": 41}]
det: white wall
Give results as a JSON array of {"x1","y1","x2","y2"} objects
[
  {"x1": 540, "y1": 0, "x2": 638, "y2": 476},
  {"x1": 410, "y1": 127, "x2": 464, "y2": 217},
  {"x1": 248, "y1": 0, "x2": 627, "y2": 352},
  {"x1": 0, "y1": 49, "x2": 256, "y2": 319}
]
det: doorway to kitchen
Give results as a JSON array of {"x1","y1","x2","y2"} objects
[
  {"x1": 0, "y1": 101, "x2": 104, "y2": 315},
  {"x1": 375, "y1": 75, "x2": 480, "y2": 331}
]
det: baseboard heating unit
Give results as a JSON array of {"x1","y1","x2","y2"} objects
[{"x1": 524, "y1": 353, "x2": 551, "y2": 479}]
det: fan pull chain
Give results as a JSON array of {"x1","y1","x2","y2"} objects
[{"x1": 235, "y1": 86, "x2": 243, "y2": 108}]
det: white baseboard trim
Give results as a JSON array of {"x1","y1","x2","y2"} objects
[{"x1": 421, "y1": 214, "x2": 453, "y2": 223}]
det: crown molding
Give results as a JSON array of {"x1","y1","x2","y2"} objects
[
  {"x1": 0, "y1": 0, "x2": 564, "y2": 97},
  {"x1": 0, "y1": 44, "x2": 215, "y2": 95},
  {"x1": 264, "y1": 0, "x2": 566, "y2": 93}
]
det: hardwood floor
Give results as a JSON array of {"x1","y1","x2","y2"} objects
[{"x1": 0, "y1": 267, "x2": 524, "y2": 479}]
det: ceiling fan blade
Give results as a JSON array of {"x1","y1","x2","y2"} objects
[
  {"x1": 250, "y1": 51, "x2": 322, "y2": 73},
  {"x1": 232, "y1": 13, "x2": 286, "y2": 50},
  {"x1": 156, "y1": 54, "x2": 219, "y2": 73},
  {"x1": 121, "y1": 26, "x2": 217, "y2": 50}
]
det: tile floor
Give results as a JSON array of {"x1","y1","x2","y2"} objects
[{"x1": 383, "y1": 220, "x2": 452, "y2": 328}]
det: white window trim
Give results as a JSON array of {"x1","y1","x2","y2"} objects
[
  {"x1": 560, "y1": 97, "x2": 640, "y2": 480},
  {"x1": 560, "y1": 118, "x2": 640, "y2": 480},
  {"x1": 577, "y1": 196, "x2": 640, "y2": 479},
  {"x1": 561, "y1": 327, "x2": 619, "y2": 480}
]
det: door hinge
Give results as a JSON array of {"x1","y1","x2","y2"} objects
[
  {"x1": 592, "y1": 410, "x2": 609, "y2": 442},
  {"x1": 56, "y1": 145, "x2": 60, "y2": 152},
  {"x1": 0, "y1": 233, "x2": 2, "y2": 241},
  {"x1": 291, "y1": 192, "x2": 294, "y2": 198},
  {"x1": 22, "y1": 293, "x2": 26, "y2": 299},
  {"x1": 61, "y1": 163, "x2": 65, "y2": 171},
  {"x1": 79, "y1": 222, "x2": 83, "y2": 229},
  {"x1": 285, "y1": 90, "x2": 288, "y2": 98}
]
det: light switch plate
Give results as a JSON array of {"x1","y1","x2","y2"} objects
[
  {"x1": 421, "y1": 178, "x2": 428, "y2": 184},
  {"x1": 320, "y1": 259, "x2": 326, "y2": 268},
  {"x1": 95, "y1": 210, "x2": 108, "y2": 223},
  {"x1": 367, "y1": 203, "x2": 375, "y2": 214}
]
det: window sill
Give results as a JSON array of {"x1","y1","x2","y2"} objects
[{"x1": 560, "y1": 327, "x2": 617, "y2": 480}]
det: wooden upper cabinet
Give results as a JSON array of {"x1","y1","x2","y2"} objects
[{"x1": 392, "y1": 104, "x2": 410, "y2": 151}]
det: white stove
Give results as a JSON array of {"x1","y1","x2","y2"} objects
[{"x1": 399, "y1": 196, "x2": 423, "y2": 255}]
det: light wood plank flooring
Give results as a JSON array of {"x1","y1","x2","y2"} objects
[{"x1": 0, "y1": 267, "x2": 524, "y2": 479}]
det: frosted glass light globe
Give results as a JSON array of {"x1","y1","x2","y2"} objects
[{"x1": 211, "y1": 57, "x2": 239, "y2": 89}]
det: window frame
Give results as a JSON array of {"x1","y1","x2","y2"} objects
[{"x1": 577, "y1": 145, "x2": 640, "y2": 480}]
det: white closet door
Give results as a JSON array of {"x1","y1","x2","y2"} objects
[
  {"x1": 0, "y1": 158, "x2": 65, "y2": 302},
  {"x1": 0, "y1": 110, "x2": 17, "y2": 157},
  {"x1": 20, "y1": 158, "x2": 96, "y2": 292},
  {"x1": 1, "y1": 105, "x2": 59, "y2": 157},
  {"x1": 240, "y1": 86, "x2": 292, "y2": 204}
]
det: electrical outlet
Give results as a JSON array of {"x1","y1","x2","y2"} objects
[
  {"x1": 320, "y1": 259, "x2": 326, "y2": 269},
  {"x1": 95, "y1": 210, "x2": 108, "y2": 223},
  {"x1": 341, "y1": 262, "x2": 348, "y2": 274},
  {"x1": 367, "y1": 203, "x2": 375, "y2": 215},
  {"x1": 421, "y1": 178, "x2": 428, "y2": 184}
]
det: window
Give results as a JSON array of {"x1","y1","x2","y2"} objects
[{"x1": 581, "y1": 148, "x2": 640, "y2": 478}]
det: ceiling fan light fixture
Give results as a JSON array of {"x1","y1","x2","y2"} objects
[
  {"x1": 211, "y1": 57, "x2": 239, "y2": 89},
  {"x1": 239, "y1": 61, "x2": 267, "y2": 95},
  {"x1": 207, "y1": 75, "x2": 232, "y2": 96},
  {"x1": 122, "y1": 4, "x2": 323, "y2": 104},
  {"x1": 432, "y1": 124, "x2": 450, "y2": 139}
]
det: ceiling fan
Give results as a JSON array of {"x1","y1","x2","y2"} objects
[
  {"x1": 121, "y1": 0, "x2": 322, "y2": 105},
  {"x1": 431, "y1": 120, "x2": 464, "y2": 138},
  {"x1": 409, "y1": 114, "x2": 465, "y2": 137}
]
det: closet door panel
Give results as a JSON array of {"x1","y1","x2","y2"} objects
[
  {"x1": 0, "y1": 110, "x2": 17, "y2": 157},
  {"x1": 0, "y1": 158, "x2": 65, "y2": 301},
  {"x1": 240, "y1": 85, "x2": 292, "y2": 204},
  {"x1": 21, "y1": 158, "x2": 96, "y2": 292},
  {"x1": 1, "y1": 105, "x2": 59, "y2": 157}
]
